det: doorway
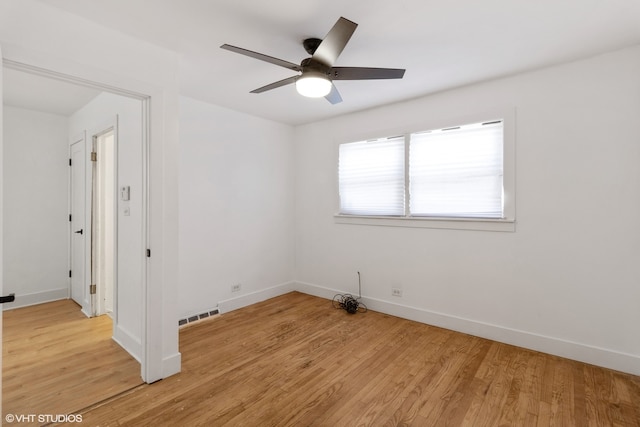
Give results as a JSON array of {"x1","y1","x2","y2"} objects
[
  {"x1": 2, "y1": 44, "x2": 180, "y2": 389},
  {"x1": 93, "y1": 128, "x2": 116, "y2": 318},
  {"x1": 70, "y1": 125, "x2": 117, "y2": 318},
  {"x1": 2, "y1": 64, "x2": 144, "y2": 414}
]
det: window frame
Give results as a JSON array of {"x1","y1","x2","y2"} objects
[{"x1": 334, "y1": 108, "x2": 516, "y2": 232}]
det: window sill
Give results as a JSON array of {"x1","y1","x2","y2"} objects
[{"x1": 334, "y1": 214, "x2": 515, "y2": 232}]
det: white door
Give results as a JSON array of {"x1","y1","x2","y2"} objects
[{"x1": 69, "y1": 136, "x2": 92, "y2": 316}]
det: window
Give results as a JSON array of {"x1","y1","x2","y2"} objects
[
  {"x1": 338, "y1": 136, "x2": 405, "y2": 216},
  {"x1": 337, "y1": 116, "x2": 514, "y2": 230},
  {"x1": 409, "y1": 121, "x2": 503, "y2": 218}
]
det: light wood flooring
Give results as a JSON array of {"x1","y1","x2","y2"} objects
[
  {"x1": 2, "y1": 299, "x2": 142, "y2": 420},
  {"x1": 56, "y1": 291, "x2": 640, "y2": 426}
]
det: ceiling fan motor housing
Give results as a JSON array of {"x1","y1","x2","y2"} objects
[{"x1": 300, "y1": 57, "x2": 331, "y2": 77}]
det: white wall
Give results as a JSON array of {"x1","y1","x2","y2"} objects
[
  {"x1": 2, "y1": 106, "x2": 69, "y2": 308},
  {"x1": 294, "y1": 45, "x2": 640, "y2": 375},
  {"x1": 0, "y1": 0, "x2": 181, "y2": 382},
  {"x1": 3, "y1": 0, "x2": 637, "y2": 380},
  {"x1": 69, "y1": 93, "x2": 144, "y2": 360},
  {"x1": 179, "y1": 96, "x2": 296, "y2": 318}
]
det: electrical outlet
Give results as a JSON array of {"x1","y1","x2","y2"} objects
[
  {"x1": 231, "y1": 283, "x2": 241, "y2": 293},
  {"x1": 392, "y1": 287, "x2": 402, "y2": 297}
]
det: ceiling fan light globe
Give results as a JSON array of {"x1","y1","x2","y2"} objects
[{"x1": 296, "y1": 74, "x2": 332, "y2": 98}]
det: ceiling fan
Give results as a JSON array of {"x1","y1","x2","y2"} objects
[{"x1": 220, "y1": 17, "x2": 405, "y2": 104}]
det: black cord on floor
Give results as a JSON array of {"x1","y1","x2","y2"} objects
[
  {"x1": 332, "y1": 271, "x2": 367, "y2": 314},
  {"x1": 332, "y1": 293, "x2": 367, "y2": 314}
]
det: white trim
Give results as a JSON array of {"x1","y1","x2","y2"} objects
[
  {"x1": 335, "y1": 214, "x2": 515, "y2": 232},
  {"x1": 295, "y1": 281, "x2": 640, "y2": 376},
  {"x1": 2, "y1": 58, "x2": 149, "y2": 101},
  {"x1": 113, "y1": 324, "x2": 142, "y2": 363},
  {"x1": 1, "y1": 289, "x2": 68, "y2": 311},
  {"x1": 162, "y1": 353, "x2": 182, "y2": 378},
  {"x1": 218, "y1": 282, "x2": 296, "y2": 314},
  {"x1": 86, "y1": 117, "x2": 119, "y2": 319}
]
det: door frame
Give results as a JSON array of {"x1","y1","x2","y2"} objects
[
  {"x1": 91, "y1": 124, "x2": 118, "y2": 319},
  {"x1": 69, "y1": 120, "x2": 119, "y2": 320},
  {"x1": 1, "y1": 55, "x2": 174, "y2": 383}
]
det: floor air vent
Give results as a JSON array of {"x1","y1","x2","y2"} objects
[{"x1": 179, "y1": 309, "x2": 219, "y2": 327}]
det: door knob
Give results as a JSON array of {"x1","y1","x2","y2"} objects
[{"x1": 75, "y1": 229, "x2": 83, "y2": 235}]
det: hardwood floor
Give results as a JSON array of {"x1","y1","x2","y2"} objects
[
  {"x1": 2, "y1": 299, "x2": 142, "y2": 420},
  {"x1": 64, "y1": 292, "x2": 639, "y2": 426}
]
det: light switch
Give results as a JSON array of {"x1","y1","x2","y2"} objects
[{"x1": 120, "y1": 186, "x2": 130, "y2": 201}]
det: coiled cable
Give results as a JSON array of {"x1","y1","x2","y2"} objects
[{"x1": 332, "y1": 271, "x2": 367, "y2": 314}]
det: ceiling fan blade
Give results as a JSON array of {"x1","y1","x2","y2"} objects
[
  {"x1": 331, "y1": 67, "x2": 406, "y2": 80},
  {"x1": 250, "y1": 75, "x2": 298, "y2": 94},
  {"x1": 221, "y1": 44, "x2": 301, "y2": 72},
  {"x1": 312, "y1": 17, "x2": 358, "y2": 67},
  {"x1": 325, "y1": 83, "x2": 343, "y2": 104}
]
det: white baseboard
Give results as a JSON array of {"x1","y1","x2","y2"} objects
[
  {"x1": 2, "y1": 288, "x2": 68, "y2": 310},
  {"x1": 295, "y1": 281, "x2": 640, "y2": 376},
  {"x1": 218, "y1": 281, "x2": 296, "y2": 314},
  {"x1": 113, "y1": 324, "x2": 142, "y2": 363},
  {"x1": 162, "y1": 352, "x2": 182, "y2": 378}
]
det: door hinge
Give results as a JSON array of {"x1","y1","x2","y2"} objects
[
  {"x1": 90, "y1": 284, "x2": 97, "y2": 295},
  {"x1": 146, "y1": 249, "x2": 151, "y2": 258},
  {"x1": 69, "y1": 158, "x2": 72, "y2": 166},
  {"x1": 69, "y1": 270, "x2": 72, "y2": 278},
  {"x1": 91, "y1": 151, "x2": 97, "y2": 162},
  {"x1": 69, "y1": 214, "x2": 72, "y2": 222}
]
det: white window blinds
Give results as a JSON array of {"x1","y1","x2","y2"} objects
[
  {"x1": 339, "y1": 137, "x2": 405, "y2": 215},
  {"x1": 409, "y1": 121, "x2": 503, "y2": 218}
]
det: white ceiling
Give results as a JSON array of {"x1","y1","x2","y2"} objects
[
  {"x1": 3, "y1": 67, "x2": 101, "y2": 116},
  {"x1": 21, "y1": 1, "x2": 640, "y2": 124}
]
